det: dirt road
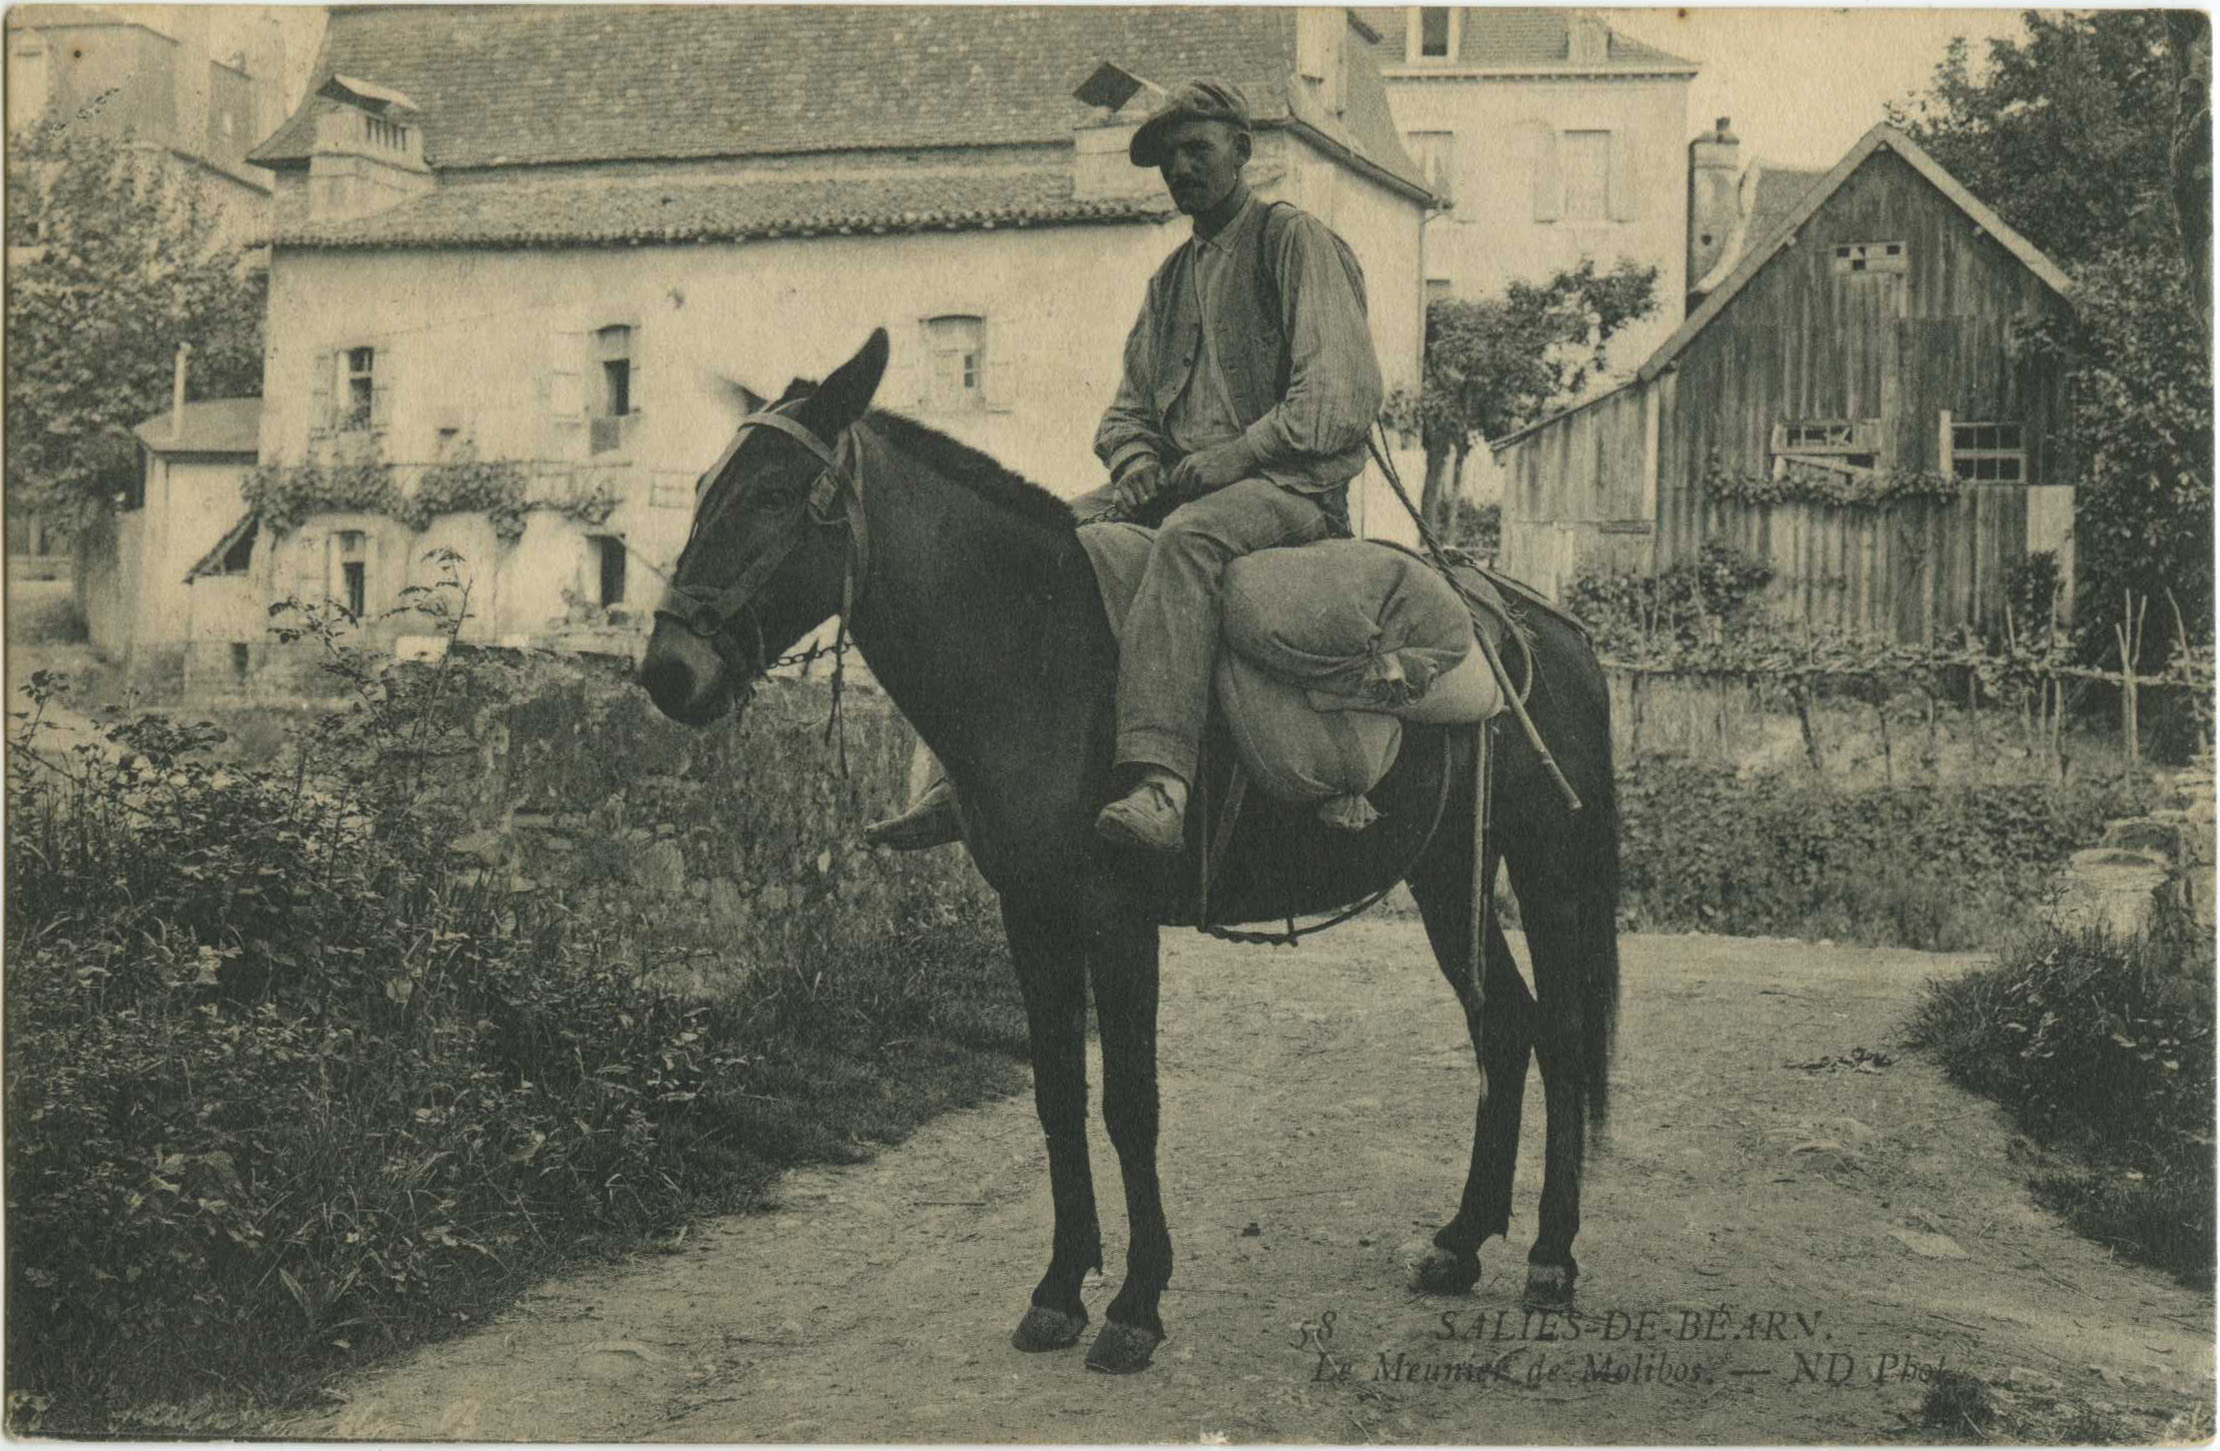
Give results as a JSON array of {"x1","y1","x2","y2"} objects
[{"x1": 285, "y1": 920, "x2": 2211, "y2": 1443}]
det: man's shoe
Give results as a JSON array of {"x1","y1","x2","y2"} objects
[
  {"x1": 863, "y1": 780, "x2": 964, "y2": 850},
  {"x1": 1095, "y1": 778, "x2": 1188, "y2": 854}
]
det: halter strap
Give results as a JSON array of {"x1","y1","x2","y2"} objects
[{"x1": 655, "y1": 407, "x2": 868, "y2": 674}]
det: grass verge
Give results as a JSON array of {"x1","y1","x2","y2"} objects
[{"x1": 1905, "y1": 924, "x2": 2214, "y2": 1285}]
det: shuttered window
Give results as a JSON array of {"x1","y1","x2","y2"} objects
[
  {"x1": 342, "y1": 347, "x2": 376, "y2": 431},
  {"x1": 925, "y1": 315, "x2": 987, "y2": 410},
  {"x1": 1562, "y1": 131, "x2": 1610, "y2": 222}
]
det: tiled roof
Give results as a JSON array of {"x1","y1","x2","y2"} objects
[
  {"x1": 135, "y1": 397, "x2": 262, "y2": 454},
  {"x1": 251, "y1": 5, "x2": 1422, "y2": 194},
  {"x1": 1364, "y1": 8, "x2": 1697, "y2": 70},
  {"x1": 273, "y1": 168, "x2": 1174, "y2": 249}
]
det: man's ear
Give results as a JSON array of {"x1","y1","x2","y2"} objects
[{"x1": 1233, "y1": 129, "x2": 1253, "y2": 165}]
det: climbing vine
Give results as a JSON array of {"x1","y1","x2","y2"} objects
[
  {"x1": 1700, "y1": 448, "x2": 1964, "y2": 509},
  {"x1": 240, "y1": 459, "x2": 403, "y2": 536},
  {"x1": 394, "y1": 454, "x2": 529, "y2": 544},
  {"x1": 242, "y1": 454, "x2": 624, "y2": 546}
]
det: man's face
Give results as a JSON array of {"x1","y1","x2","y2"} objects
[{"x1": 1158, "y1": 118, "x2": 1249, "y2": 216}]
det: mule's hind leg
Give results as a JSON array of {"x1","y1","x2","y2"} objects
[
  {"x1": 1002, "y1": 897, "x2": 1102, "y2": 1352},
  {"x1": 1408, "y1": 852, "x2": 1536, "y2": 1296},
  {"x1": 1518, "y1": 889, "x2": 1595, "y2": 1308}
]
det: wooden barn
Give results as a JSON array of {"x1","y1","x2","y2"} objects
[{"x1": 1491, "y1": 123, "x2": 2079, "y2": 642}]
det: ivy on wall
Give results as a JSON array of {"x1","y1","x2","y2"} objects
[
  {"x1": 242, "y1": 452, "x2": 622, "y2": 547},
  {"x1": 392, "y1": 456, "x2": 529, "y2": 544},
  {"x1": 240, "y1": 460, "x2": 404, "y2": 536},
  {"x1": 1700, "y1": 448, "x2": 1965, "y2": 509}
]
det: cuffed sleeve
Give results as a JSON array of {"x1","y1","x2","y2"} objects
[{"x1": 1093, "y1": 286, "x2": 1170, "y2": 477}]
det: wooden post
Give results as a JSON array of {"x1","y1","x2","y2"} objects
[
  {"x1": 1877, "y1": 688, "x2": 1894, "y2": 784},
  {"x1": 1630, "y1": 671, "x2": 1646, "y2": 763},
  {"x1": 2117, "y1": 590, "x2": 2145, "y2": 771}
]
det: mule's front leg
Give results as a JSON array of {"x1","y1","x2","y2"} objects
[
  {"x1": 1086, "y1": 913, "x2": 1171, "y2": 1374},
  {"x1": 1004, "y1": 899, "x2": 1101, "y2": 1353}
]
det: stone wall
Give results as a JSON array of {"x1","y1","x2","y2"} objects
[
  {"x1": 2049, "y1": 750, "x2": 2217, "y2": 962},
  {"x1": 414, "y1": 658, "x2": 987, "y2": 995}
]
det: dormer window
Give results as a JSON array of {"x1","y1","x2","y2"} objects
[
  {"x1": 1569, "y1": 15, "x2": 1609, "y2": 65},
  {"x1": 1414, "y1": 7, "x2": 1457, "y2": 60}
]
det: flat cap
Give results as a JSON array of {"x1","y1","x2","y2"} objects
[{"x1": 1129, "y1": 78, "x2": 1253, "y2": 169}]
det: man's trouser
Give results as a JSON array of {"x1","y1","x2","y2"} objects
[
  {"x1": 1113, "y1": 477, "x2": 1344, "y2": 788},
  {"x1": 886, "y1": 476, "x2": 1345, "y2": 811}
]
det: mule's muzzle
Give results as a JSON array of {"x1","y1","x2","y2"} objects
[{"x1": 641, "y1": 618, "x2": 736, "y2": 726}]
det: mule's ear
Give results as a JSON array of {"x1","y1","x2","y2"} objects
[{"x1": 806, "y1": 329, "x2": 890, "y2": 432}]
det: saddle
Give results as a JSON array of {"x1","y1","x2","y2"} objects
[{"x1": 1077, "y1": 524, "x2": 1510, "y2": 829}]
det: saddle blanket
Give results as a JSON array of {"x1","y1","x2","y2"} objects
[{"x1": 1078, "y1": 523, "x2": 1507, "y2": 824}]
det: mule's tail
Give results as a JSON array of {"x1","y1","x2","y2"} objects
[{"x1": 1578, "y1": 736, "x2": 1622, "y2": 1137}]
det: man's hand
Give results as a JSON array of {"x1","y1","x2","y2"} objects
[
  {"x1": 1167, "y1": 444, "x2": 1249, "y2": 496},
  {"x1": 1083, "y1": 459, "x2": 1163, "y2": 523}
]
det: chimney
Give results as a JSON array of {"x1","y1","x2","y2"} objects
[
  {"x1": 1687, "y1": 116, "x2": 1741, "y2": 302},
  {"x1": 171, "y1": 342, "x2": 192, "y2": 441}
]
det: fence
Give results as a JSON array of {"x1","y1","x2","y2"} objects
[{"x1": 1598, "y1": 593, "x2": 2212, "y2": 779}]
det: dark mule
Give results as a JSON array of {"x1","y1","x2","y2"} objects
[{"x1": 641, "y1": 330, "x2": 1620, "y2": 1374}]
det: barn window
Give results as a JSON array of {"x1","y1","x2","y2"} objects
[
  {"x1": 1831, "y1": 241, "x2": 1908, "y2": 277},
  {"x1": 1948, "y1": 420, "x2": 2026, "y2": 483},
  {"x1": 1774, "y1": 419, "x2": 1881, "y2": 475}
]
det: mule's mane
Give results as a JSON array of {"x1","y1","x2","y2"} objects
[{"x1": 866, "y1": 409, "x2": 1078, "y2": 536}]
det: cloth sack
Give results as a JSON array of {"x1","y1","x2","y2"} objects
[{"x1": 1077, "y1": 525, "x2": 1504, "y2": 826}]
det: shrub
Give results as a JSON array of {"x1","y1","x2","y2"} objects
[
  {"x1": 1908, "y1": 926, "x2": 2214, "y2": 1282},
  {"x1": 1618, "y1": 760, "x2": 2146, "y2": 948},
  {"x1": 1564, "y1": 542, "x2": 1775, "y2": 655},
  {"x1": 3, "y1": 570, "x2": 1023, "y2": 1431}
]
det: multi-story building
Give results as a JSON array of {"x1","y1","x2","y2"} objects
[
  {"x1": 1368, "y1": 6, "x2": 1699, "y2": 366},
  {"x1": 231, "y1": 5, "x2": 1437, "y2": 666}
]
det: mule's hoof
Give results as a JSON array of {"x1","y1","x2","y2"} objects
[
  {"x1": 1410, "y1": 1246, "x2": 1481, "y2": 1295},
  {"x1": 1522, "y1": 1262, "x2": 1577, "y2": 1309},
  {"x1": 1012, "y1": 1304, "x2": 1088, "y2": 1353},
  {"x1": 1084, "y1": 1320, "x2": 1165, "y2": 1374}
]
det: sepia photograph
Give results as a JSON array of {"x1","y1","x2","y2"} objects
[{"x1": 2, "y1": 1, "x2": 2214, "y2": 1442}]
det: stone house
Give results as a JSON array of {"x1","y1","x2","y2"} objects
[{"x1": 241, "y1": 5, "x2": 1438, "y2": 662}]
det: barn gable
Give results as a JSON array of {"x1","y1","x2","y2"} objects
[{"x1": 1490, "y1": 122, "x2": 2080, "y2": 643}]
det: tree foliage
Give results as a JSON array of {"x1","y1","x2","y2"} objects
[
  {"x1": 1385, "y1": 258, "x2": 1659, "y2": 526},
  {"x1": 4, "y1": 121, "x2": 266, "y2": 534},
  {"x1": 1892, "y1": 11, "x2": 2214, "y2": 650}
]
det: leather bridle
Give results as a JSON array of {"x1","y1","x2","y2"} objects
[{"x1": 653, "y1": 405, "x2": 868, "y2": 678}]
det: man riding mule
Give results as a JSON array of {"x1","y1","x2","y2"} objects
[
  {"x1": 639, "y1": 81, "x2": 1621, "y2": 1380},
  {"x1": 865, "y1": 76, "x2": 1383, "y2": 855}
]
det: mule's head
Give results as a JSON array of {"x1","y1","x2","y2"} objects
[{"x1": 641, "y1": 329, "x2": 888, "y2": 725}]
